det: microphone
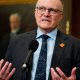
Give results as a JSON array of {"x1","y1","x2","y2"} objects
[{"x1": 22, "y1": 40, "x2": 39, "y2": 71}]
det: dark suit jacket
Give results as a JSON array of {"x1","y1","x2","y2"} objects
[
  {"x1": 0, "y1": 28, "x2": 24, "y2": 59},
  {"x1": 5, "y1": 29, "x2": 80, "y2": 80}
]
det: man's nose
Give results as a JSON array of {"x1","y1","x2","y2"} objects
[{"x1": 44, "y1": 10, "x2": 50, "y2": 17}]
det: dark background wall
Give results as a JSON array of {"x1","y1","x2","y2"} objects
[
  {"x1": 0, "y1": 4, "x2": 37, "y2": 39},
  {"x1": 72, "y1": 0, "x2": 80, "y2": 38}
]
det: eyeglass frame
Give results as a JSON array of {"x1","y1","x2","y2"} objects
[{"x1": 35, "y1": 6, "x2": 63, "y2": 15}]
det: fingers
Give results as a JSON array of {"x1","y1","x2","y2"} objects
[
  {"x1": 71, "y1": 67, "x2": 76, "y2": 76},
  {"x1": 71, "y1": 67, "x2": 76, "y2": 80},
  {"x1": 6, "y1": 68, "x2": 16, "y2": 80},
  {"x1": 0, "y1": 61, "x2": 9, "y2": 76},
  {"x1": 51, "y1": 68, "x2": 61, "y2": 80},
  {"x1": 56, "y1": 67, "x2": 66, "y2": 79},
  {"x1": 0, "y1": 59, "x2": 16, "y2": 80},
  {"x1": 51, "y1": 67, "x2": 77, "y2": 80},
  {"x1": 2, "y1": 63, "x2": 13, "y2": 79},
  {"x1": 0, "y1": 59, "x2": 4, "y2": 70},
  {"x1": 51, "y1": 67, "x2": 67, "y2": 80}
]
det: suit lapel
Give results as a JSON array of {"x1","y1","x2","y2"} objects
[
  {"x1": 49, "y1": 30, "x2": 68, "y2": 80},
  {"x1": 51, "y1": 30, "x2": 68, "y2": 67}
]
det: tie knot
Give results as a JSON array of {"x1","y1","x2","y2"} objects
[{"x1": 41, "y1": 34, "x2": 49, "y2": 40}]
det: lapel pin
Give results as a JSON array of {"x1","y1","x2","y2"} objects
[{"x1": 59, "y1": 43, "x2": 65, "y2": 48}]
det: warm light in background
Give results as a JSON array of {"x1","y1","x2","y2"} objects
[
  {"x1": 0, "y1": 0, "x2": 37, "y2": 5},
  {"x1": 66, "y1": 20, "x2": 70, "y2": 35}
]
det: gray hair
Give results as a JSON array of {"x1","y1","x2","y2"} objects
[
  {"x1": 36, "y1": 0, "x2": 63, "y2": 12},
  {"x1": 9, "y1": 13, "x2": 21, "y2": 21}
]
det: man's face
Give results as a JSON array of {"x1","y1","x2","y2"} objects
[
  {"x1": 10, "y1": 16, "x2": 21, "y2": 31},
  {"x1": 35, "y1": 0, "x2": 63, "y2": 33}
]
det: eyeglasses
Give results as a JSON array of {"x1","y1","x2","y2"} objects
[{"x1": 36, "y1": 6, "x2": 63, "y2": 15}]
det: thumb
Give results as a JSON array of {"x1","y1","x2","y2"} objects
[{"x1": 71, "y1": 67, "x2": 77, "y2": 79}]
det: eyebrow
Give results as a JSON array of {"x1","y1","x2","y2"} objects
[{"x1": 36, "y1": 6, "x2": 63, "y2": 12}]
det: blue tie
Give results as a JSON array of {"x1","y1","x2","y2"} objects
[{"x1": 34, "y1": 35, "x2": 49, "y2": 80}]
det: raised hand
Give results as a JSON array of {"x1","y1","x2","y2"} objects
[
  {"x1": 0, "y1": 59, "x2": 16, "y2": 80},
  {"x1": 51, "y1": 67, "x2": 76, "y2": 80}
]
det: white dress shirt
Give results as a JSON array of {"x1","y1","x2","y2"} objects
[{"x1": 31, "y1": 27, "x2": 57, "y2": 80}]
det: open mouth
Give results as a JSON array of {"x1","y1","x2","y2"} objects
[{"x1": 42, "y1": 19, "x2": 51, "y2": 22}]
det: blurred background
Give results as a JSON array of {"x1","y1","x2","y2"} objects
[{"x1": 0, "y1": 0, "x2": 80, "y2": 39}]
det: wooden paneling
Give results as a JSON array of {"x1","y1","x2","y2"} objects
[
  {"x1": 0, "y1": 0, "x2": 37, "y2": 5},
  {"x1": 72, "y1": 0, "x2": 80, "y2": 38},
  {"x1": 58, "y1": 0, "x2": 72, "y2": 34}
]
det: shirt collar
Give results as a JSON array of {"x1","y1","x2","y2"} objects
[
  {"x1": 36, "y1": 27, "x2": 58, "y2": 40},
  {"x1": 11, "y1": 27, "x2": 20, "y2": 34}
]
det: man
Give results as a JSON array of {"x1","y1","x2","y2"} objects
[
  {"x1": 0, "y1": 0, "x2": 80, "y2": 80},
  {"x1": 0, "y1": 13, "x2": 24, "y2": 59}
]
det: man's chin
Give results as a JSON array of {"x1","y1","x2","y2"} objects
[
  {"x1": 39, "y1": 26, "x2": 52, "y2": 32},
  {"x1": 40, "y1": 24, "x2": 51, "y2": 28}
]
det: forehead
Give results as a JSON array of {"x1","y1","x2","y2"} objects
[
  {"x1": 10, "y1": 16, "x2": 20, "y2": 21},
  {"x1": 36, "y1": 0, "x2": 63, "y2": 9}
]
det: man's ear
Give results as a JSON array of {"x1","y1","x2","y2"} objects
[
  {"x1": 58, "y1": 13, "x2": 64, "y2": 23},
  {"x1": 60, "y1": 13, "x2": 64, "y2": 20}
]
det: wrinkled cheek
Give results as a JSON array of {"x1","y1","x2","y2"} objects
[
  {"x1": 52, "y1": 16, "x2": 58, "y2": 21},
  {"x1": 35, "y1": 15, "x2": 41, "y2": 23},
  {"x1": 36, "y1": 19, "x2": 42, "y2": 27},
  {"x1": 52, "y1": 17, "x2": 59, "y2": 24},
  {"x1": 36, "y1": 18, "x2": 41, "y2": 24}
]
